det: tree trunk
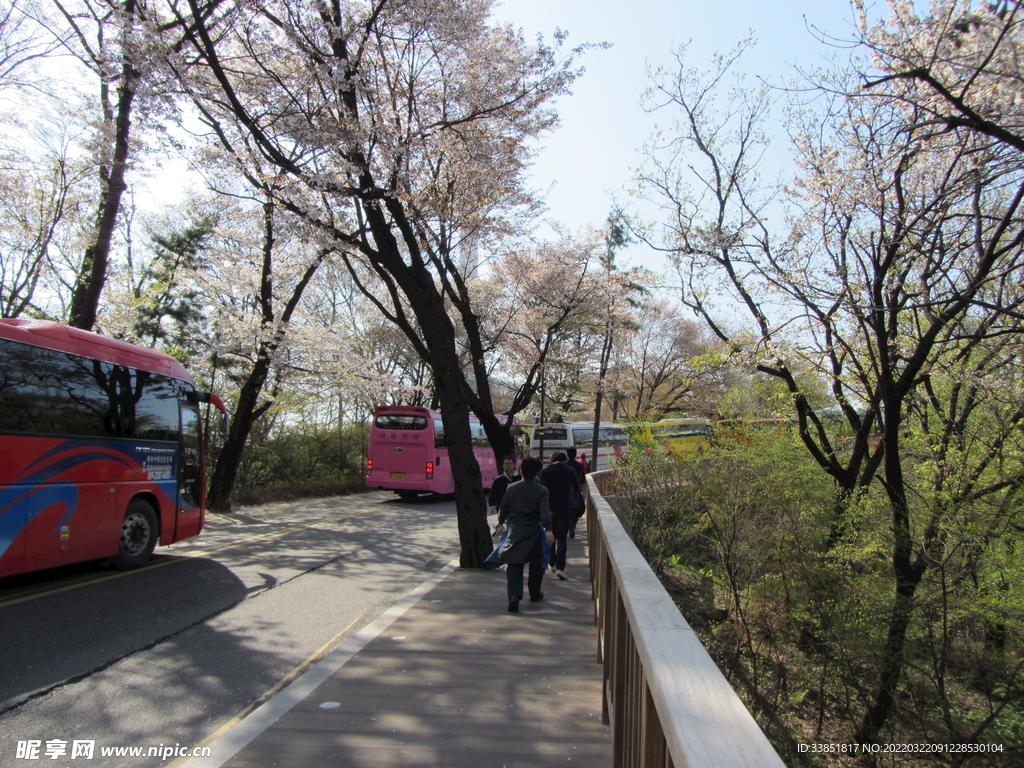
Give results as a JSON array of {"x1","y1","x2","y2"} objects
[
  {"x1": 855, "y1": 404, "x2": 925, "y2": 743},
  {"x1": 206, "y1": 352, "x2": 273, "y2": 511},
  {"x1": 480, "y1": 416, "x2": 518, "y2": 465},
  {"x1": 68, "y1": 58, "x2": 137, "y2": 330},
  {"x1": 855, "y1": 574, "x2": 922, "y2": 743},
  {"x1": 432, "y1": 355, "x2": 491, "y2": 568},
  {"x1": 591, "y1": 325, "x2": 614, "y2": 465}
]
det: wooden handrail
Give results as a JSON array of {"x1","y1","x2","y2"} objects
[{"x1": 586, "y1": 470, "x2": 786, "y2": 768}]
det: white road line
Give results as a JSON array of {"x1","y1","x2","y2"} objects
[{"x1": 177, "y1": 558, "x2": 458, "y2": 768}]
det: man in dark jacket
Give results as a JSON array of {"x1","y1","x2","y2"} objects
[
  {"x1": 566, "y1": 446, "x2": 587, "y2": 538},
  {"x1": 488, "y1": 455, "x2": 520, "y2": 517},
  {"x1": 539, "y1": 451, "x2": 579, "y2": 580},
  {"x1": 488, "y1": 457, "x2": 554, "y2": 612}
]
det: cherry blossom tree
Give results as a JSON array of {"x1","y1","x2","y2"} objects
[
  {"x1": 482, "y1": 229, "x2": 623, "y2": 425},
  {"x1": 854, "y1": 0, "x2": 1024, "y2": 152},
  {"x1": 25, "y1": 0, "x2": 204, "y2": 330},
  {"x1": 0, "y1": 0, "x2": 62, "y2": 89},
  {"x1": 842, "y1": 0, "x2": 1024, "y2": 745},
  {"x1": 0, "y1": 111, "x2": 91, "y2": 318},
  {"x1": 607, "y1": 296, "x2": 722, "y2": 420},
  {"x1": 633, "y1": 26, "x2": 1024, "y2": 746},
  {"x1": 175, "y1": 0, "x2": 589, "y2": 566}
]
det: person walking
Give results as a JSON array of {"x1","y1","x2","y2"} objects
[
  {"x1": 488, "y1": 455, "x2": 520, "y2": 517},
  {"x1": 577, "y1": 451, "x2": 591, "y2": 473},
  {"x1": 539, "y1": 451, "x2": 579, "y2": 580},
  {"x1": 566, "y1": 446, "x2": 587, "y2": 538},
  {"x1": 486, "y1": 457, "x2": 555, "y2": 613}
]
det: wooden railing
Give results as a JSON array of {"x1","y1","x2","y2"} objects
[{"x1": 586, "y1": 470, "x2": 786, "y2": 768}]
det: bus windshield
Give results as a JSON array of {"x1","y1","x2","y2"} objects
[
  {"x1": 651, "y1": 422, "x2": 709, "y2": 439},
  {"x1": 374, "y1": 414, "x2": 428, "y2": 430}
]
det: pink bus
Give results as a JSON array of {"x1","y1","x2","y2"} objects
[{"x1": 365, "y1": 406, "x2": 518, "y2": 498}]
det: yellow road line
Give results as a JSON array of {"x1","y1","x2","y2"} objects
[
  {"x1": 0, "y1": 557, "x2": 184, "y2": 609},
  {"x1": 0, "y1": 505, "x2": 379, "y2": 609}
]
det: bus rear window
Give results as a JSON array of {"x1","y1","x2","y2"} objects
[{"x1": 375, "y1": 414, "x2": 427, "y2": 430}]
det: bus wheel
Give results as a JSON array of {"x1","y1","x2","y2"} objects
[{"x1": 113, "y1": 499, "x2": 158, "y2": 570}]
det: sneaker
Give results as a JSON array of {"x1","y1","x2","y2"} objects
[
  {"x1": 555, "y1": 570, "x2": 567, "y2": 580},
  {"x1": 530, "y1": 592, "x2": 544, "y2": 603},
  {"x1": 508, "y1": 599, "x2": 519, "y2": 613},
  {"x1": 549, "y1": 564, "x2": 556, "y2": 573}
]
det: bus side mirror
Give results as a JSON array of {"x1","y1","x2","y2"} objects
[{"x1": 190, "y1": 390, "x2": 229, "y2": 438}]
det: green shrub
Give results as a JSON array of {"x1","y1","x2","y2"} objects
[{"x1": 615, "y1": 432, "x2": 1024, "y2": 766}]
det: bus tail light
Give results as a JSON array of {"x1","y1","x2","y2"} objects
[
  {"x1": 426, "y1": 461, "x2": 434, "y2": 479},
  {"x1": 365, "y1": 458, "x2": 373, "y2": 476}
]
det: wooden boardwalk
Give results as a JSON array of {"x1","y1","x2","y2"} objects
[{"x1": 216, "y1": 524, "x2": 610, "y2": 768}]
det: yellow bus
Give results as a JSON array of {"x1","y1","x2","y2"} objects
[
  {"x1": 714, "y1": 417, "x2": 797, "y2": 446},
  {"x1": 647, "y1": 418, "x2": 712, "y2": 458}
]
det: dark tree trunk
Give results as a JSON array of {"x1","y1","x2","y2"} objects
[
  {"x1": 591, "y1": 325, "x2": 614, "y2": 464},
  {"x1": 68, "y1": 54, "x2": 137, "y2": 330},
  {"x1": 435, "y1": 377, "x2": 491, "y2": 568},
  {"x1": 202, "y1": 198, "x2": 327, "y2": 511},
  {"x1": 206, "y1": 353, "x2": 274, "y2": 511},
  {"x1": 855, "y1": 397, "x2": 925, "y2": 744},
  {"x1": 479, "y1": 415, "x2": 518, "y2": 465}
]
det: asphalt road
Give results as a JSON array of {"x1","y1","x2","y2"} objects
[{"x1": 0, "y1": 491, "x2": 462, "y2": 768}]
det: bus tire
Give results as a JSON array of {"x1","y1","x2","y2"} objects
[{"x1": 112, "y1": 498, "x2": 159, "y2": 570}]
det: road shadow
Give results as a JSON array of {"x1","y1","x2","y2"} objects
[
  {"x1": 194, "y1": 496, "x2": 464, "y2": 601},
  {"x1": 219, "y1": 530, "x2": 611, "y2": 768},
  {"x1": 0, "y1": 557, "x2": 249, "y2": 712}
]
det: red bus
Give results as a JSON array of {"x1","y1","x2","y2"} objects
[
  {"x1": 365, "y1": 405, "x2": 519, "y2": 498},
  {"x1": 0, "y1": 319, "x2": 227, "y2": 577}
]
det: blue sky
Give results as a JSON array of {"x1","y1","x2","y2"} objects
[
  {"x1": 141, "y1": 1, "x2": 868, "y2": 280},
  {"x1": 490, "y1": 0, "x2": 865, "y2": 276}
]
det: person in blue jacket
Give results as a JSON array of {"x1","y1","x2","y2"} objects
[
  {"x1": 539, "y1": 451, "x2": 580, "y2": 580},
  {"x1": 566, "y1": 446, "x2": 587, "y2": 537}
]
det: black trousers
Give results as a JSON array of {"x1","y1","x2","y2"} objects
[
  {"x1": 549, "y1": 515, "x2": 571, "y2": 571},
  {"x1": 506, "y1": 535, "x2": 545, "y2": 601}
]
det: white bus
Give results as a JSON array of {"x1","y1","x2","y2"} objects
[{"x1": 522, "y1": 422, "x2": 630, "y2": 471}]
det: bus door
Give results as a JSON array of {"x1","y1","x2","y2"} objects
[{"x1": 176, "y1": 402, "x2": 203, "y2": 541}]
